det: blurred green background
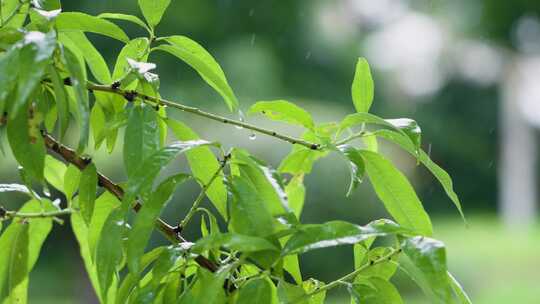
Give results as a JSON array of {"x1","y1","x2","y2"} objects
[{"x1": 1, "y1": 0, "x2": 540, "y2": 303}]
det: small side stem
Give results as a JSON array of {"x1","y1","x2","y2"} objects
[
  {"x1": 178, "y1": 154, "x2": 229, "y2": 231},
  {"x1": 1, "y1": 207, "x2": 73, "y2": 219},
  {"x1": 84, "y1": 83, "x2": 321, "y2": 150},
  {"x1": 290, "y1": 247, "x2": 401, "y2": 303},
  {"x1": 334, "y1": 131, "x2": 367, "y2": 146}
]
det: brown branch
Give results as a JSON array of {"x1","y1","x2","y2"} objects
[{"x1": 42, "y1": 133, "x2": 218, "y2": 272}]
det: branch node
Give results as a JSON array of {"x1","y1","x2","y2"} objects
[
  {"x1": 123, "y1": 90, "x2": 137, "y2": 102},
  {"x1": 63, "y1": 77, "x2": 72, "y2": 86},
  {"x1": 111, "y1": 81, "x2": 121, "y2": 90}
]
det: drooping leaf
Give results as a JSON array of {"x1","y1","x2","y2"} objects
[
  {"x1": 277, "y1": 281, "x2": 307, "y2": 304},
  {"x1": 137, "y1": 0, "x2": 171, "y2": 28},
  {"x1": 10, "y1": 31, "x2": 56, "y2": 118},
  {"x1": 285, "y1": 175, "x2": 305, "y2": 218},
  {"x1": 88, "y1": 192, "x2": 121, "y2": 257},
  {"x1": 188, "y1": 268, "x2": 228, "y2": 304},
  {"x1": 338, "y1": 112, "x2": 421, "y2": 151},
  {"x1": 360, "y1": 150, "x2": 433, "y2": 236},
  {"x1": 0, "y1": 199, "x2": 54, "y2": 302},
  {"x1": 56, "y1": 12, "x2": 129, "y2": 43},
  {"x1": 282, "y1": 219, "x2": 410, "y2": 256},
  {"x1": 167, "y1": 119, "x2": 228, "y2": 219},
  {"x1": 0, "y1": 46, "x2": 19, "y2": 115},
  {"x1": 43, "y1": 154, "x2": 66, "y2": 192},
  {"x1": 337, "y1": 145, "x2": 365, "y2": 196},
  {"x1": 98, "y1": 13, "x2": 151, "y2": 33},
  {"x1": 123, "y1": 140, "x2": 216, "y2": 209},
  {"x1": 0, "y1": 184, "x2": 31, "y2": 196},
  {"x1": 248, "y1": 100, "x2": 314, "y2": 129},
  {"x1": 375, "y1": 129, "x2": 466, "y2": 222},
  {"x1": 155, "y1": 36, "x2": 238, "y2": 111},
  {"x1": 232, "y1": 149, "x2": 289, "y2": 216},
  {"x1": 351, "y1": 57, "x2": 374, "y2": 113},
  {"x1": 124, "y1": 105, "x2": 160, "y2": 178},
  {"x1": 229, "y1": 175, "x2": 276, "y2": 237},
  {"x1": 95, "y1": 209, "x2": 125, "y2": 302},
  {"x1": 62, "y1": 45, "x2": 89, "y2": 153},
  {"x1": 127, "y1": 174, "x2": 189, "y2": 274},
  {"x1": 236, "y1": 278, "x2": 277, "y2": 304},
  {"x1": 192, "y1": 233, "x2": 278, "y2": 254},
  {"x1": 79, "y1": 163, "x2": 98, "y2": 224},
  {"x1": 62, "y1": 31, "x2": 112, "y2": 84},
  {"x1": 63, "y1": 164, "x2": 81, "y2": 202},
  {"x1": 448, "y1": 272, "x2": 472, "y2": 304},
  {"x1": 7, "y1": 105, "x2": 46, "y2": 181},
  {"x1": 47, "y1": 65, "x2": 69, "y2": 138},
  {"x1": 400, "y1": 236, "x2": 453, "y2": 303},
  {"x1": 349, "y1": 277, "x2": 404, "y2": 304}
]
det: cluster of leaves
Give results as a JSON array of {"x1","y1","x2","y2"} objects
[{"x1": 0, "y1": 0, "x2": 471, "y2": 303}]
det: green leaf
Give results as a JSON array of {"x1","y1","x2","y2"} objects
[
  {"x1": 302, "y1": 278, "x2": 326, "y2": 304},
  {"x1": 63, "y1": 164, "x2": 81, "y2": 202},
  {"x1": 401, "y1": 236, "x2": 453, "y2": 303},
  {"x1": 62, "y1": 31, "x2": 112, "y2": 84},
  {"x1": 353, "y1": 238, "x2": 375, "y2": 269},
  {"x1": 10, "y1": 31, "x2": 56, "y2": 118},
  {"x1": 351, "y1": 57, "x2": 374, "y2": 113},
  {"x1": 1, "y1": 1, "x2": 30, "y2": 28},
  {"x1": 90, "y1": 102, "x2": 106, "y2": 149},
  {"x1": 248, "y1": 100, "x2": 314, "y2": 129},
  {"x1": 7, "y1": 105, "x2": 46, "y2": 181},
  {"x1": 79, "y1": 163, "x2": 98, "y2": 224},
  {"x1": 232, "y1": 149, "x2": 289, "y2": 216},
  {"x1": 88, "y1": 192, "x2": 121, "y2": 257},
  {"x1": 123, "y1": 140, "x2": 216, "y2": 209},
  {"x1": 189, "y1": 268, "x2": 228, "y2": 304},
  {"x1": 192, "y1": 233, "x2": 278, "y2": 254},
  {"x1": 282, "y1": 219, "x2": 410, "y2": 256},
  {"x1": 98, "y1": 13, "x2": 151, "y2": 33},
  {"x1": 277, "y1": 281, "x2": 307, "y2": 304},
  {"x1": 448, "y1": 272, "x2": 472, "y2": 304},
  {"x1": 167, "y1": 119, "x2": 228, "y2": 219},
  {"x1": 237, "y1": 278, "x2": 277, "y2": 304},
  {"x1": 62, "y1": 46, "x2": 90, "y2": 153},
  {"x1": 360, "y1": 150, "x2": 433, "y2": 236},
  {"x1": 127, "y1": 174, "x2": 189, "y2": 274},
  {"x1": 359, "y1": 247, "x2": 398, "y2": 280},
  {"x1": 337, "y1": 145, "x2": 365, "y2": 196},
  {"x1": 229, "y1": 175, "x2": 276, "y2": 237},
  {"x1": 44, "y1": 155, "x2": 67, "y2": 192},
  {"x1": 338, "y1": 113, "x2": 421, "y2": 151},
  {"x1": 349, "y1": 277, "x2": 404, "y2": 304},
  {"x1": 124, "y1": 105, "x2": 160, "y2": 178},
  {"x1": 71, "y1": 210, "x2": 103, "y2": 303},
  {"x1": 117, "y1": 247, "x2": 165, "y2": 304},
  {"x1": 0, "y1": 199, "x2": 54, "y2": 302},
  {"x1": 112, "y1": 37, "x2": 150, "y2": 81},
  {"x1": 56, "y1": 12, "x2": 129, "y2": 43},
  {"x1": 95, "y1": 209, "x2": 125, "y2": 302},
  {"x1": 375, "y1": 130, "x2": 466, "y2": 222},
  {"x1": 155, "y1": 36, "x2": 238, "y2": 111},
  {"x1": 137, "y1": 0, "x2": 171, "y2": 28},
  {"x1": 0, "y1": 46, "x2": 19, "y2": 115},
  {"x1": 285, "y1": 175, "x2": 305, "y2": 218},
  {"x1": 47, "y1": 66, "x2": 69, "y2": 137}
]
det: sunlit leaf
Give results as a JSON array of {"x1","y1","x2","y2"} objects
[
  {"x1": 360, "y1": 150, "x2": 433, "y2": 236},
  {"x1": 98, "y1": 13, "x2": 150, "y2": 33},
  {"x1": 138, "y1": 0, "x2": 171, "y2": 28},
  {"x1": 56, "y1": 12, "x2": 129, "y2": 42},
  {"x1": 192, "y1": 233, "x2": 278, "y2": 254},
  {"x1": 155, "y1": 36, "x2": 238, "y2": 111},
  {"x1": 44, "y1": 155, "x2": 66, "y2": 192},
  {"x1": 79, "y1": 163, "x2": 97, "y2": 224},
  {"x1": 337, "y1": 145, "x2": 365, "y2": 196},
  {"x1": 248, "y1": 100, "x2": 314, "y2": 129},
  {"x1": 62, "y1": 31, "x2": 112, "y2": 84},
  {"x1": 351, "y1": 57, "x2": 374, "y2": 113}
]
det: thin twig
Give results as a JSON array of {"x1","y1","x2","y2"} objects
[
  {"x1": 1, "y1": 207, "x2": 73, "y2": 219},
  {"x1": 42, "y1": 132, "x2": 219, "y2": 272},
  {"x1": 178, "y1": 153, "x2": 229, "y2": 231},
  {"x1": 289, "y1": 247, "x2": 401, "y2": 303},
  {"x1": 82, "y1": 81, "x2": 321, "y2": 150}
]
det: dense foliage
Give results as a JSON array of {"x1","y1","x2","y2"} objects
[{"x1": 0, "y1": 0, "x2": 471, "y2": 303}]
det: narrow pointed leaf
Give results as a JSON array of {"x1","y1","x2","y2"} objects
[
  {"x1": 351, "y1": 57, "x2": 374, "y2": 113},
  {"x1": 360, "y1": 150, "x2": 433, "y2": 236},
  {"x1": 155, "y1": 36, "x2": 238, "y2": 111},
  {"x1": 56, "y1": 12, "x2": 129, "y2": 42},
  {"x1": 138, "y1": 0, "x2": 171, "y2": 27},
  {"x1": 349, "y1": 277, "x2": 404, "y2": 304},
  {"x1": 124, "y1": 105, "x2": 160, "y2": 178},
  {"x1": 237, "y1": 278, "x2": 277, "y2": 304},
  {"x1": 248, "y1": 100, "x2": 314, "y2": 129},
  {"x1": 79, "y1": 163, "x2": 98, "y2": 224},
  {"x1": 192, "y1": 233, "x2": 278, "y2": 254},
  {"x1": 98, "y1": 13, "x2": 150, "y2": 33},
  {"x1": 63, "y1": 31, "x2": 112, "y2": 84},
  {"x1": 337, "y1": 145, "x2": 365, "y2": 196}
]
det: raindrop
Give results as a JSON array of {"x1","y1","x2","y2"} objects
[
  {"x1": 427, "y1": 143, "x2": 432, "y2": 158},
  {"x1": 235, "y1": 110, "x2": 245, "y2": 130},
  {"x1": 42, "y1": 184, "x2": 51, "y2": 197},
  {"x1": 305, "y1": 51, "x2": 312, "y2": 60},
  {"x1": 249, "y1": 133, "x2": 257, "y2": 140},
  {"x1": 250, "y1": 34, "x2": 256, "y2": 46},
  {"x1": 249, "y1": 8, "x2": 254, "y2": 17}
]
